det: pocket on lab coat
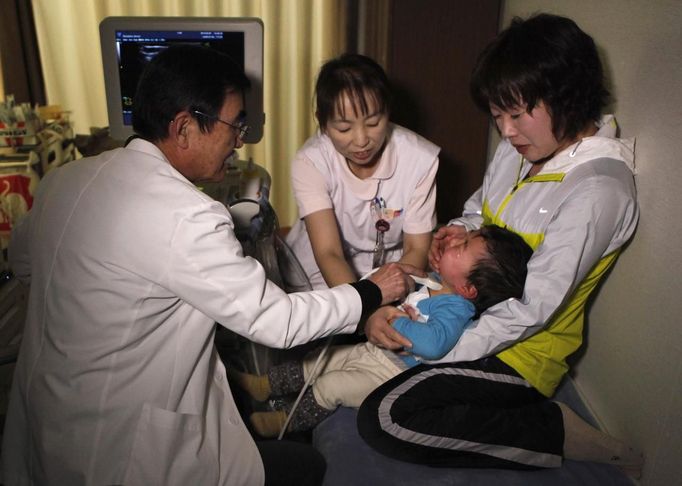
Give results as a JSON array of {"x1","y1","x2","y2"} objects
[{"x1": 123, "y1": 403, "x2": 219, "y2": 485}]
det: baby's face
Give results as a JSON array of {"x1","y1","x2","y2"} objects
[{"x1": 438, "y1": 230, "x2": 488, "y2": 291}]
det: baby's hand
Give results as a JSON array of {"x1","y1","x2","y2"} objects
[
  {"x1": 388, "y1": 308, "x2": 409, "y2": 324},
  {"x1": 402, "y1": 304, "x2": 419, "y2": 321}
]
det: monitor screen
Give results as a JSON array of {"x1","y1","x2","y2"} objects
[{"x1": 100, "y1": 17, "x2": 264, "y2": 143}]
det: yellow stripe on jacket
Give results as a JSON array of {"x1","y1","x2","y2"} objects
[{"x1": 482, "y1": 203, "x2": 621, "y2": 397}]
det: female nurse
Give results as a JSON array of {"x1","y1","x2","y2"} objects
[
  {"x1": 359, "y1": 13, "x2": 643, "y2": 475},
  {"x1": 285, "y1": 54, "x2": 440, "y2": 289}
]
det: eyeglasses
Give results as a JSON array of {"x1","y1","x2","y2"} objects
[{"x1": 193, "y1": 110, "x2": 250, "y2": 140}]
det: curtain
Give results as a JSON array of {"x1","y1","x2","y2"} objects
[
  {"x1": 354, "y1": 0, "x2": 391, "y2": 69},
  {"x1": 0, "y1": 0, "x2": 46, "y2": 105},
  {"x1": 31, "y1": 0, "x2": 348, "y2": 225},
  {"x1": 0, "y1": 54, "x2": 3, "y2": 99}
]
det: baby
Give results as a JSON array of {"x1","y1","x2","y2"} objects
[{"x1": 229, "y1": 224, "x2": 532, "y2": 437}]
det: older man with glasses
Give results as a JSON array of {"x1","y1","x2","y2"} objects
[{"x1": 4, "y1": 44, "x2": 419, "y2": 486}]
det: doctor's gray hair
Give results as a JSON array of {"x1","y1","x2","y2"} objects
[{"x1": 132, "y1": 44, "x2": 250, "y2": 142}]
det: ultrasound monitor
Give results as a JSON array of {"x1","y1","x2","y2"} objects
[{"x1": 99, "y1": 17, "x2": 264, "y2": 143}]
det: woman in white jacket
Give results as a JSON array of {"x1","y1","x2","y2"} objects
[{"x1": 360, "y1": 13, "x2": 643, "y2": 475}]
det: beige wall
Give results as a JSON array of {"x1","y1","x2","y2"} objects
[{"x1": 500, "y1": 1, "x2": 682, "y2": 484}]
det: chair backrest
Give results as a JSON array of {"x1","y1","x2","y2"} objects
[
  {"x1": 0, "y1": 271, "x2": 26, "y2": 365},
  {"x1": 229, "y1": 198, "x2": 311, "y2": 293},
  {"x1": 224, "y1": 195, "x2": 312, "y2": 376}
]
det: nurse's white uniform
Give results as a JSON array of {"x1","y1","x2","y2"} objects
[
  {"x1": 286, "y1": 123, "x2": 440, "y2": 289},
  {"x1": 4, "y1": 139, "x2": 363, "y2": 485}
]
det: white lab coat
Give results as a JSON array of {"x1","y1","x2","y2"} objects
[{"x1": 4, "y1": 139, "x2": 362, "y2": 485}]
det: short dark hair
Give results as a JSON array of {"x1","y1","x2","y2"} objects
[
  {"x1": 467, "y1": 225, "x2": 533, "y2": 316},
  {"x1": 470, "y1": 13, "x2": 609, "y2": 142},
  {"x1": 132, "y1": 44, "x2": 251, "y2": 141},
  {"x1": 314, "y1": 53, "x2": 392, "y2": 128}
]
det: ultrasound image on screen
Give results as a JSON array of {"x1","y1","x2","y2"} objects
[{"x1": 116, "y1": 31, "x2": 245, "y2": 125}]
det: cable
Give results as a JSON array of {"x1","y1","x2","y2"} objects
[
  {"x1": 277, "y1": 334, "x2": 334, "y2": 440},
  {"x1": 276, "y1": 266, "x2": 384, "y2": 439}
]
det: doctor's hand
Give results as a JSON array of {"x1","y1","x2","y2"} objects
[
  {"x1": 363, "y1": 306, "x2": 412, "y2": 351},
  {"x1": 428, "y1": 225, "x2": 468, "y2": 272},
  {"x1": 367, "y1": 262, "x2": 422, "y2": 305}
]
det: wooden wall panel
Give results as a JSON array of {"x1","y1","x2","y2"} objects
[{"x1": 386, "y1": 0, "x2": 500, "y2": 222}]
